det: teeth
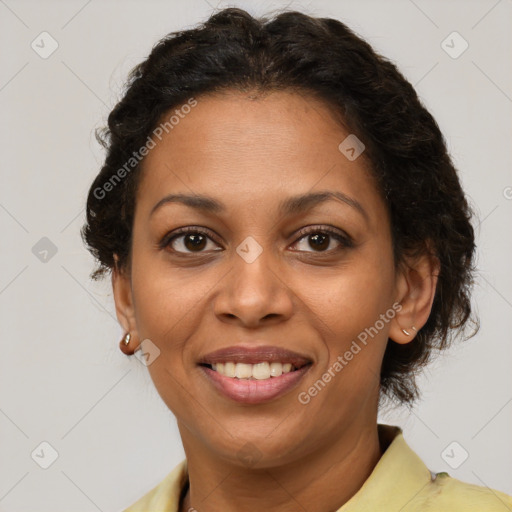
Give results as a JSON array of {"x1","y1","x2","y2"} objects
[
  {"x1": 224, "y1": 362, "x2": 236, "y2": 377},
  {"x1": 252, "y1": 362, "x2": 270, "y2": 380},
  {"x1": 210, "y1": 361, "x2": 297, "y2": 380},
  {"x1": 270, "y1": 362, "x2": 283, "y2": 377},
  {"x1": 235, "y1": 362, "x2": 252, "y2": 379}
]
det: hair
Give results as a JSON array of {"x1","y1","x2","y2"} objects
[{"x1": 81, "y1": 7, "x2": 478, "y2": 405}]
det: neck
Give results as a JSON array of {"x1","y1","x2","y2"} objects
[{"x1": 178, "y1": 422, "x2": 383, "y2": 512}]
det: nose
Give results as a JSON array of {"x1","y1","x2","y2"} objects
[{"x1": 212, "y1": 242, "x2": 294, "y2": 328}]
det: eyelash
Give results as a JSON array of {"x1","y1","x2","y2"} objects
[{"x1": 159, "y1": 225, "x2": 354, "y2": 255}]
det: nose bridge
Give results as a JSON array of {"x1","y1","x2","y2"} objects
[
  {"x1": 213, "y1": 234, "x2": 293, "y2": 325},
  {"x1": 232, "y1": 234, "x2": 278, "y2": 299}
]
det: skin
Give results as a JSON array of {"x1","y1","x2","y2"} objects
[{"x1": 113, "y1": 90, "x2": 438, "y2": 512}]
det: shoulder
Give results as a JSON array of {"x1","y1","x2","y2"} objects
[
  {"x1": 355, "y1": 425, "x2": 512, "y2": 512},
  {"x1": 122, "y1": 459, "x2": 188, "y2": 512},
  {"x1": 413, "y1": 471, "x2": 512, "y2": 512}
]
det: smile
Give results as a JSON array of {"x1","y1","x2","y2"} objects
[
  {"x1": 208, "y1": 361, "x2": 299, "y2": 380},
  {"x1": 199, "y1": 361, "x2": 312, "y2": 404}
]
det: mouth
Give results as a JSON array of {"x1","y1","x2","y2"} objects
[{"x1": 197, "y1": 345, "x2": 313, "y2": 404}]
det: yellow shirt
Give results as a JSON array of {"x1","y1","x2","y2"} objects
[{"x1": 123, "y1": 424, "x2": 512, "y2": 511}]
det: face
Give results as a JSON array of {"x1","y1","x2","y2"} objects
[{"x1": 113, "y1": 90, "x2": 414, "y2": 467}]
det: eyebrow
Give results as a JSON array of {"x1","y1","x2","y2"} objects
[{"x1": 150, "y1": 190, "x2": 368, "y2": 220}]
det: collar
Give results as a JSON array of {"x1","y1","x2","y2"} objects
[
  {"x1": 125, "y1": 424, "x2": 434, "y2": 511},
  {"x1": 337, "y1": 424, "x2": 433, "y2": 510}
]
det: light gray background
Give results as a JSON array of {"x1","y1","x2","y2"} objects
[{"x1": 1, "y1": 0, "x2": 511, "y2": 510}]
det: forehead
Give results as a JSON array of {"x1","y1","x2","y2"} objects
[{"x1": 136, "y1": 90, "x2": 385, "y2": 222}]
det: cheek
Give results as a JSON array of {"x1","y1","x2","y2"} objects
[
  {"x1": 129, "y1": 259, "x2": 212, "y2": 417},
  {"x1": 312, "y1": 249, "x2": 395, "y2": 338},
  {"x1": 128, "y1": 244, "x2": 212, "y2": 383},
  {"x1": 129, "y1": 219, "x2": 216, "y2": 338},
  {"x1": 131, "y1": 265, "x2": 213, "y2": 346},
  {"x1": 309, "y1": 246, "x2": 396, "y2": 400}
]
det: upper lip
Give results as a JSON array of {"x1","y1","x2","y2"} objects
[{"x1": 198, "y1": 345, "x2": 313, "y2": 367}]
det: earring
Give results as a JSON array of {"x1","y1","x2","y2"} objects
[
  {"x1": 402, "y1": 326, "x2": 417, "y2": 336},
  {"x1": 123, "y1": 333, "x2": 131, "y2": 346}
]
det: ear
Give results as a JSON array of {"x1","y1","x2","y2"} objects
[
  {"x1": 112, "y1": 255, "x2": 140, "y2": 350},
  {"x1": 389, "y1": 246, "x2": 439, "y2": 344}
]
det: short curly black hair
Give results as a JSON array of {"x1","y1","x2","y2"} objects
[{"x1": 81, "y1": 7, "x2": 477, "y2": 405}]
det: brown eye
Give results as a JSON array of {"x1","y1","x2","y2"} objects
[
  {"x1": 160, "y1": 225, "x2": 353, "y2": 256},
  {"x1": 182, "y1": 233, "x2": 208, "y2": 251},
  {"x1": 306, "y1": 233, "x2": 330, "y2": 251},
  {"x1": 291, "y1": 226, "x2": 353, "y2": 253},
  {"x1": 162, "y1": 228, "x2": 222, "y2": 254}
]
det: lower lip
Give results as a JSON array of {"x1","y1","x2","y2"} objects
[{"x1": 199, "y1": 364, "x2": 312, "y2": 405}]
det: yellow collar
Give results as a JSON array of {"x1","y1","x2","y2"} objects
[{"x1": 123, "y1": 423, "x2": 512, "y2": 511}]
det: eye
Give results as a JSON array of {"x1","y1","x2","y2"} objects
[
  {"x1": 160, "y1": 225, "x2": 353, "y2": 255},
  {"x1": 291, "y1": 226, "x2": 353, "y2": 253},
  {"x1": 160, "y1": 227, "x2": 222, "y2": 254}
]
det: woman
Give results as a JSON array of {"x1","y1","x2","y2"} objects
[{"x1": 82, "y1": 7, "x2": 512, "y2": 512}]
